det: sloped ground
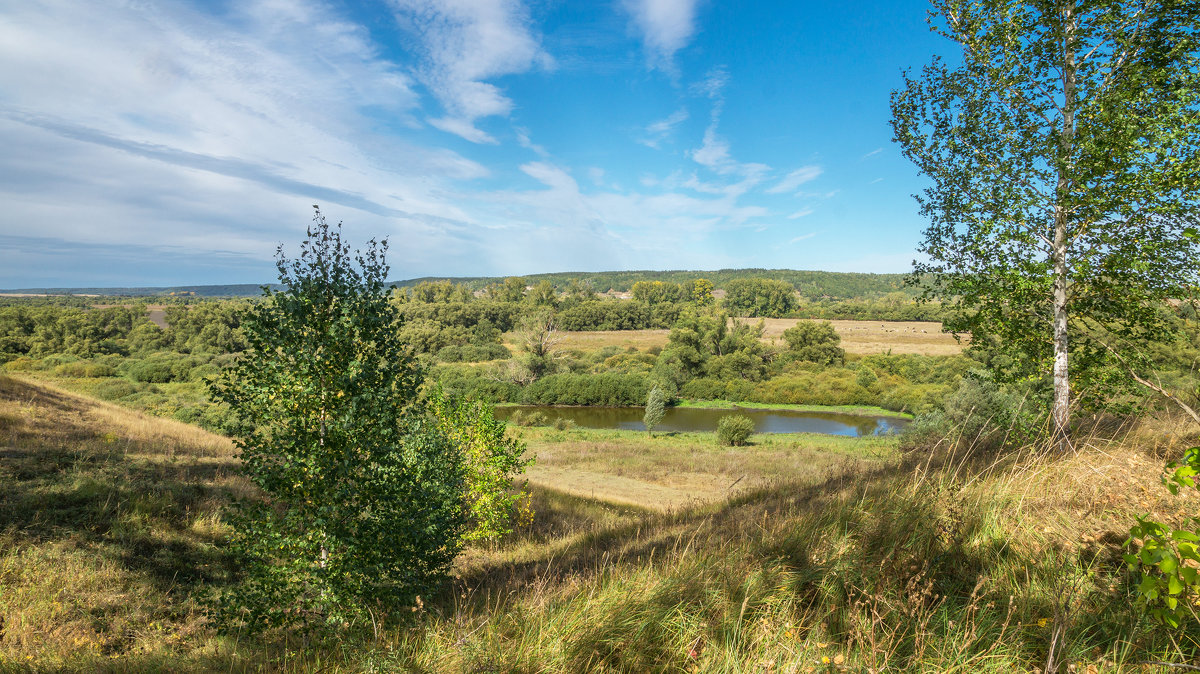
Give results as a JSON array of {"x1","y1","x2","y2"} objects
[{"x1": 1, "y1": 374, "x2": 1198, "y2": 671}]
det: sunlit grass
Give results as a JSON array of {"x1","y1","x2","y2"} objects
[{"x1": 3, "y1": 373, "x2": 1199, "y2": 671}]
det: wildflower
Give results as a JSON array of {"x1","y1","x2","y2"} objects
[{"x1": 1037, "y1": 617, "x2": 1049, "y2": 627}]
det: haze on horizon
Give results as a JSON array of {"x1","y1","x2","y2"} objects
[{"x1": 0, "y1": 0, "x2": 951, "y2": 288}]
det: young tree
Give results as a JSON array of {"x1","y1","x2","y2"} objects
[
  {"x1": 210, "y1": 207, "x2": 465, "y2": 631},
  {"x1": 512, "y1": 311, "x2": 563, "y2": 382},
  {"x1": 782, "y1": 320, "x2": 845, "y2": 366},
  {"x1": 892, "y1": 0, "x2": 1200, "y2": 439},
  {"x1": 428, "y1": 388, "x2": 532, "y2": 542},
  {"x1": 643, "y1": 385, "x2": 667, "y2": 436}
]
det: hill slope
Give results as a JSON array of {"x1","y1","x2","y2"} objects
[{"x1": 1, "y1": 374, "x2": 1197, "y2": 671}]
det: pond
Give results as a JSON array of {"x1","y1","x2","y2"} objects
[{"x1": 494, "y1": 405, "x2": 909, "y2": 438}]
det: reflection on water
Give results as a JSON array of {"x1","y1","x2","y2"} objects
[{"x1": 494, "y1": 405, "x2": 908, "y2": 438}]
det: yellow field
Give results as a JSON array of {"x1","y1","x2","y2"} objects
[
  {"x1": 550, "y1": 319, "x2": 964, "y2": 356},
  {"x1": 519, "y1": 425, "x2": 892, "y2": 510},
  {"x1": 749, "y1": 318, "x2": 965, "y2": 356}
]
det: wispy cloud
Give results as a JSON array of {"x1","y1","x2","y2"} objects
[
  {"x1": 787, "y1": 208, "x2": 815, "y2": 219},
  {"x1": 515, "y1": 126, "x2": 549, "y2": 157},
  {"x1": 621, "y1": 0, "x2": 700, "y2": 75},
  {"x1": 862, "y1": 147, "x2": 883, "y2": 159},
  {"x1": 789, "y1": 232, "x2": 817, "y2": 244},
  {"x1": 640, "y1": 107, "x2": 689, "y2": 148},
  {"x1": 391, "y1": 0, "x2": 553, "y2": 143},
  {"x1": 766, "y1": 166, "x2": 823, "y2": 194}
]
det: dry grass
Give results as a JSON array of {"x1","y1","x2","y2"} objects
[
  {"x1": 4, "y1": 372, "x2": 1199, "y2": 671},
  {"x1": 747, "y1": 317, "x2": 966, "y2": 356},
  {"x1": 519, "y1": 426, "x2": 894, "y2": 510},
  {"x1": 0, "y1": 375, "x2": 243, "y2": 669},
  {"x1": 535, "y1": 319, "x2": 964, "y2": 357}
]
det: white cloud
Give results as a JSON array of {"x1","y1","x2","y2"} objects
[
  {"x1": 515, "y1": 127, "x2": 549, "y2": 157},
  {"x1": 691, "y1": 126, "x2": 731, "y2": 170},
  {"x1": 862, "y1": 147, "x2": 883, "y2": 159},
  {"x1": 787, "y1": 208, "x2": 815, "y2": 219},
  {"x1": 691, "y1": 66, "x2": 729, "y2": 99},
  {"x1": 391, "y1": 0, "x2": 553, "y2": 143},
  {"x1": 789, "y1": 232, "x2": 817, "y2": 244},
  {"x1": 621, "y1": 0, "x2": 700, "y2": 74},
  {"x1": 0, "y1": 0, "x2": 493, "y2": 273},
  {"x1": 767, "y1": 166, "x2": 823, "y2": 194},
  {"x1": 640, "y1": 107, "x2": 689, "y2": 148}
]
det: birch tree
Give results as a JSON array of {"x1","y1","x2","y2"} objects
[
  {"x1": 892, "y1": 0, "x2": 1200, "y2": 440},
  {"x1": 210, "y1": 207, "x2": 465, "y2": 631}
]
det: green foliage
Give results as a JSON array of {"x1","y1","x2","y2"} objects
[
  {"x1": 523, "y1": 372, "x2": 652, "y2": 407},
  {"x1": 1126, "y1": 447, "x2": 1200, "y2": 628},
  {"x1": 643, "y1": 385, "x2": 666, "y2": 436},
  {"x1": 429, "y1": 389, "x2": 532, "y2": 542},
  {"x1": 93, "y1": 379, "x2": 140, "y2": 401},
  {"x1": 782, "y1": 320, "x2": 844, "y2": 365},
  {"x1": 716, "y1": 414, "x2": 754, "y2": 446},
  {"x1": 208, "y1": 208, "x2": 465, "y2": 632},
  {"x1": 631, "y1": 280, "x2": 684, "y2": 305},
  {"x1": 513, "y1": 312, "x2": 564, "y2": 382},
  {"x1": 556, "y1": 300, "x2": 679, "y2": 331},
  {"x1": 892, "y1": 0, "x2": 1200, "y2": 425},
  {"x1": 722, "y1": 278, "x2": 799, "y2": 318},
  {"x1": 508, "y1": 409, "x2": 549, "y2": 427},
  {"x1": 655, "y1": 312, "x2": 770, "y2": 385}
]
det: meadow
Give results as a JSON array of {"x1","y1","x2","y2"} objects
[
  {"x1": 540, "y1": 318, "x2": 963, "y2": 358},
  {"x1": 1, "y1": 280, "x2": 1198, "y2": 671},
  {"x1": 3, "y1": 370, "x2": 1200, "y2": 671}
]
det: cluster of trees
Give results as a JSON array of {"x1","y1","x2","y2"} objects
[{"x1": 396, "y1": 268, "x2": 920, "y2": 301}]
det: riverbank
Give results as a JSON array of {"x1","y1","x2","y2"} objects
[{"x1": 674, "y1": 398, "x2": 914, "y2": 419}]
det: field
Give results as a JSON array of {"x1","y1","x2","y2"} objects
[
  {"x1": 519, "y1": 426, "x2": 894, "y2": 509},
  {"x1": 550, "y1": 319, "x2": 963, "y2": 356},
  {"x1": 3, "y1": 371, "x2": 1199, "y2": 670}
]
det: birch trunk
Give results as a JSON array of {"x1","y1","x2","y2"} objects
[{"x1": 1051, "y1": 0, "x2": 1077, "y2": 447}]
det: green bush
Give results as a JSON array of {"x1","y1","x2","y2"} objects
[
  {"x1": 93, "y1": 380, "x2": 140, "y2": 401},
  {"x1": 552, "y1": 417, "x2": 576, "y2": 431},
  {"x1": 127, "y1": 360, "x2": 176, "y2": 383},
  {"x1": 54, "y1": 361, "x2": 117, "y2": 377},
  {"x1": 716, "y1": 414, "x2": 754, "y2": 446},
  {"x1": 522, "y1": 373, "x2": 651, "y2": 406},
  {"x1": 509, "y1": 410, "x2": 549, "y2": 427}
]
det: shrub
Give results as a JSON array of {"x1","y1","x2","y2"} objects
[
  {"x1": 522, "y1": 373, "x2": 651, "y2": 407},
  {"x1": 552, "y1": 417, "x2": 576, "y2": 431},
  {"x1": 54, "y1": 361, "x2": 116, "y2": 377},
  {"x1": 509, "y1": 410, "x2": 549, "y2": 427},
  {"x1": 127, "y1": 360, "x2": 176, "y2": 383},
  {"x1": 93, "y1": 379, "x2": 140, "y2": 400},
  {"x1": 716, "y1": 414, "x2": 754, "y2": 446}
]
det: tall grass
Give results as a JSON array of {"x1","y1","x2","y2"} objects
[{"x1": 3, "y1": 373, "x2": 1199, "y2": 671}]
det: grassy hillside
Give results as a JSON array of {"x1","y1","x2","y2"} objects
[{"x1": 2, "y1": 374, "x2": 1198, "y2": 671}]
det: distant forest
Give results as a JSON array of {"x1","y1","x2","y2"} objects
[{"x1": 2, "y1": 268, "x2": 919, "y2": 301}]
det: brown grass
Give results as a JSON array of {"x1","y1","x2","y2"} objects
[
  {"x1": 518, "y1": 426, "x2": 894, "y2": 510},
  {"x1": 746, "y1": 317, "x2": 965, "y2": 356},
  {"x1": 536, "y1": 319, "x2": 964, "y2": 357},
  {"x1": 0, "y1": 375, "x2": 242, "y2": 669}
]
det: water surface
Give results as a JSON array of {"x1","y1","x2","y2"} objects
[{"x1": 495, "y1": 405, "x2": 907, "y2": 438}]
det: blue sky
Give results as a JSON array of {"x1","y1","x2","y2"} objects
[{"x1": 0, "y1": 0, "x2": 953, "y2": 287}]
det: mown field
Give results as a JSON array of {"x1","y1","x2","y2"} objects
[
  {"x1": 546, "y1": 319, "x2": 963, "y2": 357},
  {"x1": 3, "y1": 372, "x2": 1200, "y2": 671}
]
